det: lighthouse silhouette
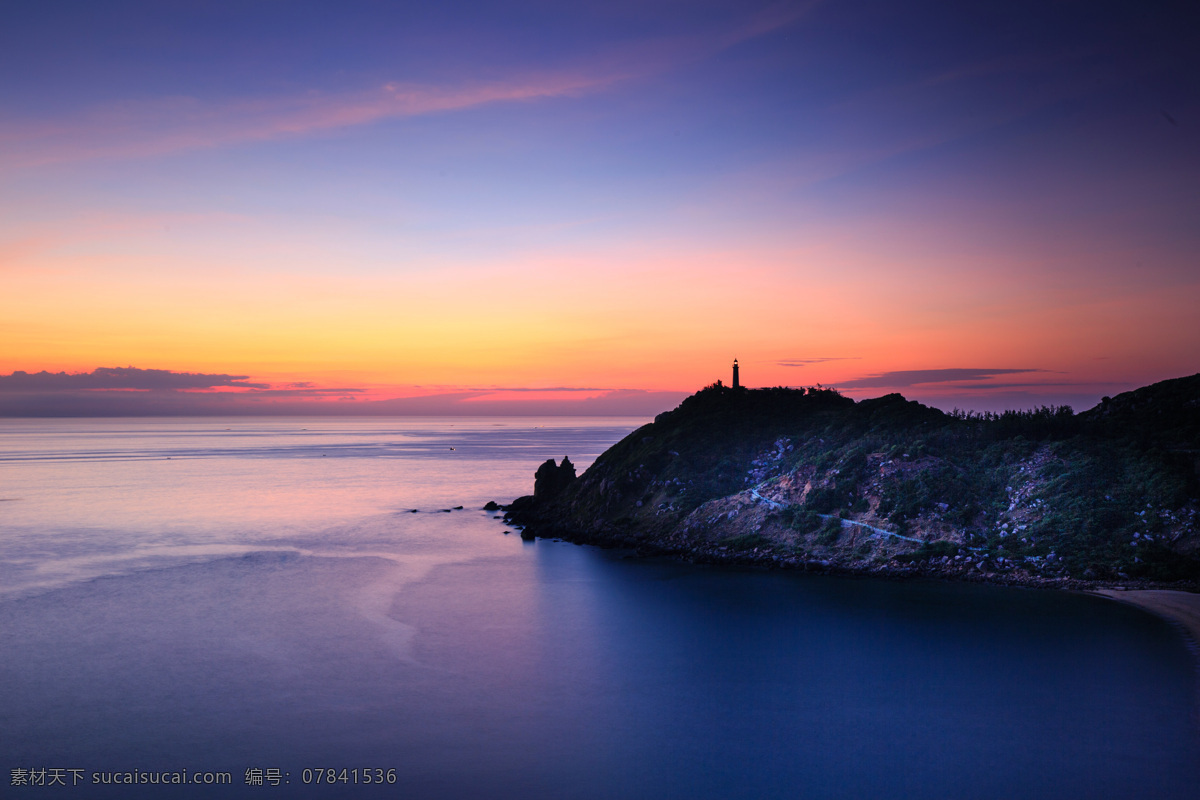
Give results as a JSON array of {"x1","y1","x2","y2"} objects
[{"x1": 732, "y1": 358, "x2": 740, "y2": 389}]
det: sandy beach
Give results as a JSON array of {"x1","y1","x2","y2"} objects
[{"x1": 1093, "y1": 589, "x2": 1200, "y2": 652}]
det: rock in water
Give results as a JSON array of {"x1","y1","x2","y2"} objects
[{"x1": 534, "y1": 456, "x2": 577, "y2": 500}]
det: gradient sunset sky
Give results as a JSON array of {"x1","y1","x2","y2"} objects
[{"x1": 2, "y1": 0, "x2": 1197, "y2": 415}]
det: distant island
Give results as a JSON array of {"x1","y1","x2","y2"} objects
[{"x1": 505, "y1": 373, "x2": 1200, "y2": 593}]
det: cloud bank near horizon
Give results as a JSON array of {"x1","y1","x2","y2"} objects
[
  {"x1": 0, "y1": 367, "x2": 686, "y2": 417},
  {"x1": 828, "y1": 367, "x2": 1136, "y2": 414},
  {"x1": 0, "y1": 366, "x2": 267, "y2": 391},
  {"x1": 836, "y1": 368, "x2": 1047, "y2": 389}
]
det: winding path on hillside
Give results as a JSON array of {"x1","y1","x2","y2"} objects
[
  {"x1": 748, "y1": 488, "x2": 924, "y2": 544},
  {"x1": 822, "y1": 515, "x2": 924, "y2": 544}
]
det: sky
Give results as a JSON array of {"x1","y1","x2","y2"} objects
[{"x1": 1, "y1": 0, "x2": 1197, "y2": 416}]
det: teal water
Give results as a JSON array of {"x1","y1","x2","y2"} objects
[{"x1": 1, "y1": 419, "x2": 1197, "y2": 798}]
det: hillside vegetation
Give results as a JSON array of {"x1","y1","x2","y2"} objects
[{"x1": 506, "y1": 374, "x2": 1200, "y2": 588}]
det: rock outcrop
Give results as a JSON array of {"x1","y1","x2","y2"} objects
[{"x1": 534, "y1": 456, "x2": 577, "y2": 500}]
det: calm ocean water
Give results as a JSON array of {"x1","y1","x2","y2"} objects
[{"x1": 1, "y1": 418, "x2": 1197, "y2": 799}]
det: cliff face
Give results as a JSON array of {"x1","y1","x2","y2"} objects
[{"x1": 506, "y1": 376, "x2": 1200, "y2": 588}]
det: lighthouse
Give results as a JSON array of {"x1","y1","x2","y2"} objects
[{"x1": 732, "y1": 358, "x2": 740, "y2": 389}]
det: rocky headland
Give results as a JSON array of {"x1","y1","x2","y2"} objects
[{"x1": 504, "y1": 374, "x2": 1200, "y2": 593}]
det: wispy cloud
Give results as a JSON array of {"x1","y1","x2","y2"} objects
[
  {"x1": 928, "y1": 381, "x2": 1095, "y2": 391},
  {"x1": 837, "y1": 368, "x2": 1047, "y2": 389},
  {"x1": 0, "y1": 3, "x2": 814, "y2": 169},
  {"x1": 776, "y1": 357, "x2": 860, "y2": 367},
  {"x1": 236, "y1": 387, "x2": 365, "y2": 397},
  {"x1": 0, "y1": 76, "x2": 615, "y2": 169},
  {"x1": 370, "y1": 388, "x2": 686, "y2": 416},
  {"x1": 462, "y1": 386, "x2": 605, "y2": 393}
]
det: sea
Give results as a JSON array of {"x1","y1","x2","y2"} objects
[{"x1": 1, "y1": 418, "x2": 1197, "y2": 799}]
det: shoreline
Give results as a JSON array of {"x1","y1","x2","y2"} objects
[
  {"x1": 514, "y1": 521, "x2": 1200, "y2": 594},
  {"x1": 1091, "y1": 589, "x2": 1200, "y2": 655}
]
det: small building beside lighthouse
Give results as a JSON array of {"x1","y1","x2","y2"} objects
[{"x1": 732, "y1": 359, "x2": 740, "y2": 389}]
